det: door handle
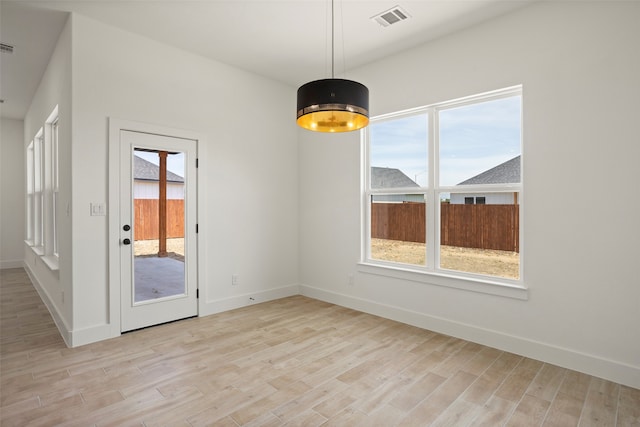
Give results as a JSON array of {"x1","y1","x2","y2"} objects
[{"x1": 122, "y1": 238, "x2": 131, "y2": 245}]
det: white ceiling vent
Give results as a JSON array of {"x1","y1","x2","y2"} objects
[
  {"x1": 1, "y1": 43, "x2": 15, "y2": 54},
  {"x1": 371, "y1": 6, "x2": 410, "y2": 28}
]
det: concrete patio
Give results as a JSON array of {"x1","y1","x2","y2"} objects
[{"x1": 134, "y1": 256, "x2": 185, "y2": 302}]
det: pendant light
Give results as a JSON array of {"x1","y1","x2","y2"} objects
[{"x1": 297, "y1": 0, "x2": 369, "y2": 133}]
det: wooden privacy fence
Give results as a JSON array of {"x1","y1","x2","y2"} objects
[
  {"x1": 134, "y1": 199, "x2": 184, "y2": 240},
  {"x1": 371, "y1": 202, "x2": 519, "y2": 252},
  {"x1": 371, "y1": 202, "x2": 426, "y2": 244}
]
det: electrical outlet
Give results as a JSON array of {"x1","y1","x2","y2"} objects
[
  {"x1": 348, "y1": 274, "x2": 354, "y2": 286},
  {"x1": 232, "y1": 274, "x2": 239, "y2": 286}
]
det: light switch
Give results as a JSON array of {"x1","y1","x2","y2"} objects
[{"x1": 90, "y1": 203, "x2": 106, "y2": 216}]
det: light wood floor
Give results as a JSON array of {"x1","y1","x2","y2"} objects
[{"x1": 1, "y1": 268, "x2": 638, "y2": 426}]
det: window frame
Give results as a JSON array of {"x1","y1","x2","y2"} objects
[
  {"x1": 26, "y1": 140, "x2": 35, "y2": 245},
  {"x1": 33, "y1": 128, "x2": 45, "y2": 252},
  {"x1": 25, "y1": 106, "x2": 60, "y2": 271},
  {"x1": 48, "y1": 111, "x2": 60, "y2": 260},
  {"x1": 360, "y1": 86, "x2": 526, "y2": 299},
  {"x1": 42, "y1": 106, "x2": 60, "y2": 270}
]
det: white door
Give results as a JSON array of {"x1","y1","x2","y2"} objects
[{"x1": 120, "y1": 130, "x2": 198, "y2": 332}]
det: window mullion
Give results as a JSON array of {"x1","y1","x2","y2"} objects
[
  {"x1": 427, "y1": 108, "x2": 437, "y2": 270},
  {"x1": 362, "y1": 129, "x2": 370, "y2": 262}
]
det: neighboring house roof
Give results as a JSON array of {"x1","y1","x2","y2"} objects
[
  {"x1": 457, "y1": 155, "x2": 521, "y2": 185},
  {"x1": 134, "y1": 155, "x2": 184, "y2": 183},
  {"x1": 371, "y1": 167, "x2": 419, "y2": 189}
]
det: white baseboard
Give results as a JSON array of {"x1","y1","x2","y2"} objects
[
  {"x1": 300, "y1": 284, "x2": 640, "y2": 390},
  {"x1": 24, "y1": 264, "x2": 72, "y2": 347},
  {"x1": 1, "y1": 259, "x2": 24, "y2": 269},
  {"x1": 71, "y1": 324, "x2": 116, "y2": 347},
  {"x1": 200, "y1": 284, "x2": 300, "y2": 317}
]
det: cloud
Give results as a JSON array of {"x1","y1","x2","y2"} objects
[{"x1": 370, "y1": 94, "x2": 521, "y2": 188}]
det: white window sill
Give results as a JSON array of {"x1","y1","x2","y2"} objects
[
  {"x1": 27, "y1": 243, "x2": 60, "y2": 272},
  {"x1": 41, "y1": 255, "x2": 59, "y2": 272},
  {"x1": 357, "y1": 262, "x2": 528, "y2": 300},
  {"x1": 30, "y1": 245, "x2": 45, "y2": 256}
]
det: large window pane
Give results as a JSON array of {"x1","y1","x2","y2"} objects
[
  {"x1": 440, "y1": 192, "x2": 519, "y2": 279},
  {"x1": 439, "y1": 96, "x2": 521, "y2": 186},
  {"x1": 370, "y1": 113, "x2": 428, "y2": 188},
  {"x1": 370, "y1": 195, "x2": 426, "y2": 266}
]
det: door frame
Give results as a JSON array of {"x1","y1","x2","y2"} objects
[{"x1": 108, "y1": 118, "x2": 206, "y2": 338}]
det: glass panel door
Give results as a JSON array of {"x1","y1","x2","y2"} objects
[
  {"x1": 132, "y1": 149, "x2": 186, "y2": 303},
  {"x1": 120, "y1": 130, "x2": 197, "y2": 332}
]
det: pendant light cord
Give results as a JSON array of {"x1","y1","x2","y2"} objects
[{"x1": 331, "y1": 0, "x2": 335, "y2": 79}]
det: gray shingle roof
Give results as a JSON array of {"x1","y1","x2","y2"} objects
[
  {"x1": 134, "y1": 155, "x2": 184, "y2": 183},
  {"x1": 371, "y1": 167, "x2": 419, "y2": 189},
  {"x1": 457, "y1": 155, "x2": 520, "y2": 185}
]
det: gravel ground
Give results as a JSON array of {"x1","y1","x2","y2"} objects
[
  {"x1": 134, "y1": 238, "x2": 184, "y2": 260},
  {"x1": 371, "y1": 238, "x2": 519, "y2": 279}
]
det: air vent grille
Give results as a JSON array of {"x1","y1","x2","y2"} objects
[
  {"x1": 372, "y1": 6, "x2": 410, "y2": 27},
  {"x1": 1, "y1": 43, "x2": 14, "y2": 54}
]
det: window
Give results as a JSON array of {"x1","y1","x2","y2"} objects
[
  {"x1": 364, "y1": 87, "x2": 522, "y2": 284},
  {"x1": 34, "y1": 129, "x2": 44, "y2": 250},
  {"x1": 26, "y1": 141, "x2": 34, "y2": 244},
  {"x1": 50, "y1": 115, "x2": 59, "y2": 258},
  {"x1": 25, "y1": 106, "x2": 60, "y2": 269},
  {"x1": 463, "y1": 196, "x2": 487, "y2": 205}
]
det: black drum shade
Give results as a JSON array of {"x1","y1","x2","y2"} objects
[{"x1": 297, "y1": 78, "x2": 369, "y2": 133}]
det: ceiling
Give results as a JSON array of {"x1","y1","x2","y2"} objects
[{"x1": 0, "y1": 0, "x2": 535, "y2": 119}]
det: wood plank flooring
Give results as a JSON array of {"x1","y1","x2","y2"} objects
[{"x1": 1, "y1": 268, "x2": 638, "y2": 426}]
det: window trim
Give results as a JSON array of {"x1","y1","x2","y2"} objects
[
  {"x1": 33, "y1": 128, "x2": 45, "y2": 250},
  {"x1": 42, "y1": 106, "x2": 60, "y2": 270},
  {"x1": 48, "y1": 110, "x2": 59, "y2": 259},
  {"x1": 362, "y1": 86, "x2": 525, "y2": 298},
  {"x1": 357, "y1": 262, "x2": 528, "y2": 300},
  {"x1": 26, "y1": 140, "x2": 35, "y2": 245},
  {"x1": 25, "y1": 106, "x2": 60, "y2": 272}
]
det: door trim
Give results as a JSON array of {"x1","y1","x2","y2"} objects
[{"x1": 108, "y1": 118, "x2": 206, "y2": 338}]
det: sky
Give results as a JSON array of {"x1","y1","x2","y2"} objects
[
  {"x1": 370, "y1": 95, "x2": 521, "y2": 188},
  {"x1": 134, "y1": 150, "x2": 185, "y2": 179}
]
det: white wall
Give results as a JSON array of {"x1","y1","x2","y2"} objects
[
  {"x1": 68, "y1": 14, "x2": 299, "y2": 343},
  {"x1": 0, "y1": 118, "x2": 25, "y2": 268},
  {"x1": 299, "y1": 1, "x2": 640, "y2": 388},
  {"x1": 22, "y1": 15, "x2": 73, "y2": 342}
]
